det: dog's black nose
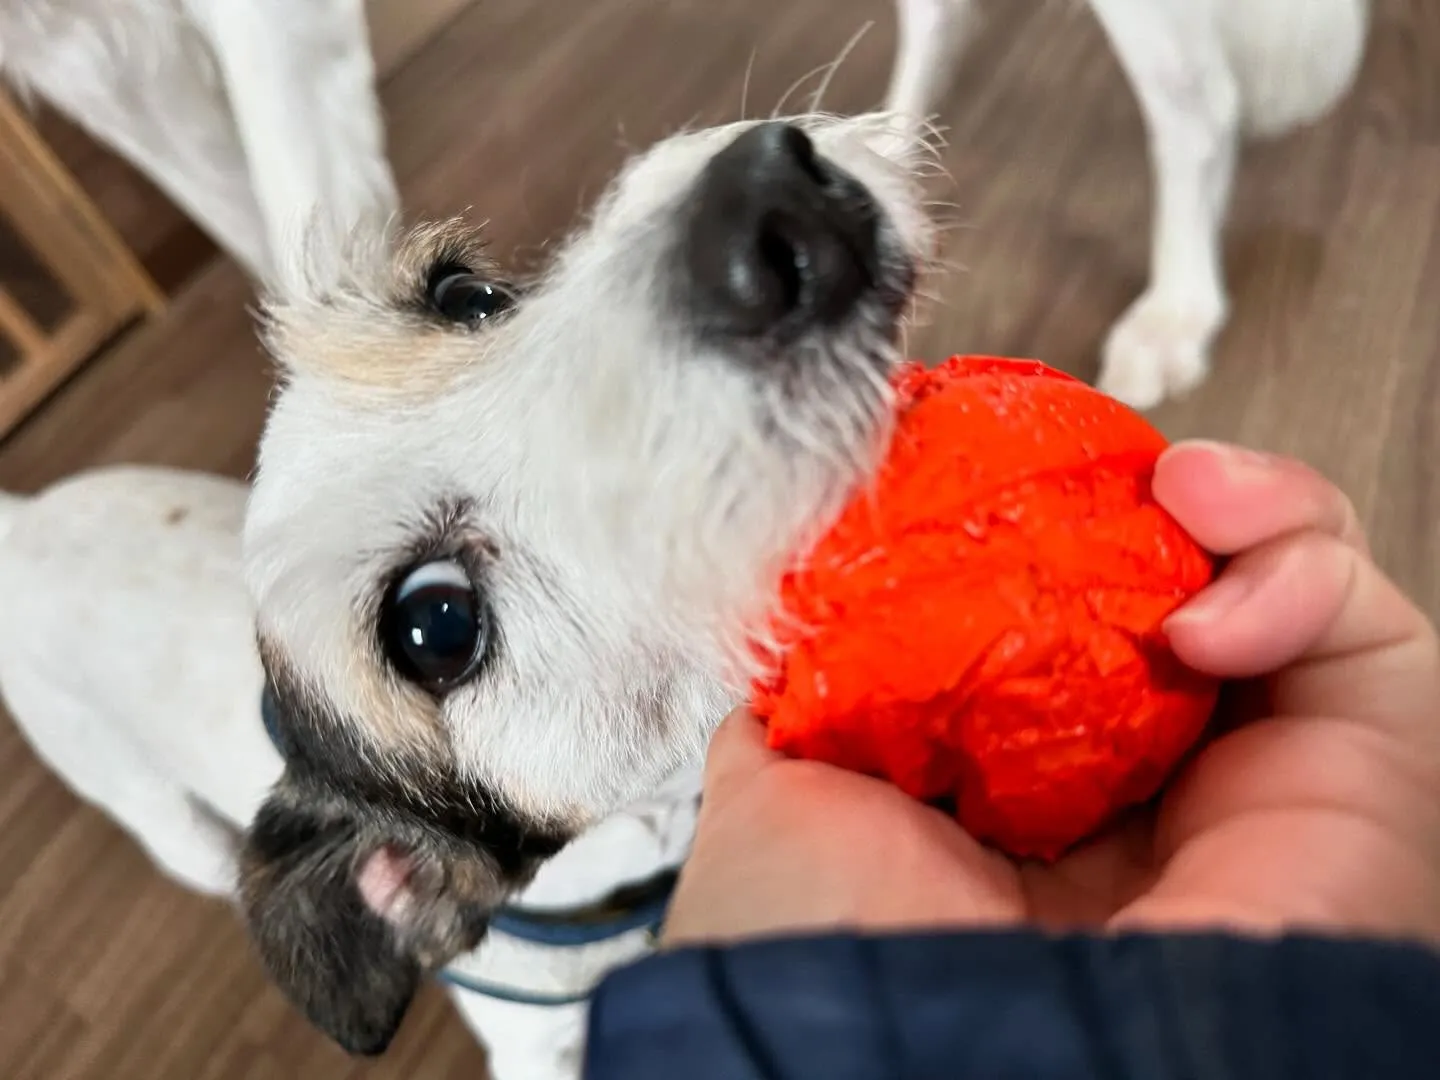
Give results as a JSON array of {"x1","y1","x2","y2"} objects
[{"x1": 682, "y1": 122, "x2": 879, "y2": 339}]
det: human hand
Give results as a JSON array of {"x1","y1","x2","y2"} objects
[{"x1": 663, "y1": 441, "x2": 1440, "y2": 947}]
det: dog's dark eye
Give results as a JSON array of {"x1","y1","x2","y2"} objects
[
  {"x1": 428, "y1": 268, "x2": 513, "y2": 326},
  {"x1": 381, "y1": 560, "x2": 488, "y2": 688}
]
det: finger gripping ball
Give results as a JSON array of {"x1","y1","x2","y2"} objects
[{"x1": 751, "y1": 356, "x2": 1219, "y2": 861}]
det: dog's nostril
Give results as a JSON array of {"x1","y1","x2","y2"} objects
[
  {"x1": 755, "y1": 217, "x2": 804, "y2": 316},
  {"x1": 682, "y1": 121, "x2": 880, "y2": 342}
]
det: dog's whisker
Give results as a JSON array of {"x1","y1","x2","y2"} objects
[
  {"x1": 808, "y1": 21, "x2": 875, "y2": 115},
  {"x1": 739, "y1": 47, "x2": 759, "y2": 121},
  {"x1": 770, "y1": 56, "x2": 844, "y2": 119}
]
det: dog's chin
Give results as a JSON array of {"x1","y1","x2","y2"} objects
[
  {"x1": 751, "y1": 251, "x2": 917, "y2": 460},
  {"x1": 763, "y1": 209, "x2": 919, "y2": 448}
]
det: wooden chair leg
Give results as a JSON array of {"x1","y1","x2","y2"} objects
[{"x1": 0, "y1": 86, "x2": 164, "y2": 440}]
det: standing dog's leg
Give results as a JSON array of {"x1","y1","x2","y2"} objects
[
  {"x1": 1087, "y1": 0, "x2": 1240, "y2": 409},
  {"x1": 884, "y1": 0, "x2": 980, "y2": 131},
  {"x1": 182, "y1": 0, "x2": 399, "y2": 286}
]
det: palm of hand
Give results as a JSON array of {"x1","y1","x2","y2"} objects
[
  {"x1": 671, "y1": 703, "x2": 1440, "y2": 945},
  {"x1": 875, "y1": 711, "x2": 1440, "y2": 940}
]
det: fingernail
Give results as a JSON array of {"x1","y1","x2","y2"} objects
[
  {"x1": 1181, "y1": 440, "x2": 1282, "y2": 482},
  {"x1": 1166, "y1": 570, "x2": 1255, "y2": 628}
]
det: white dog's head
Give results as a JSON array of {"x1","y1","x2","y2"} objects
[{"x1": 240, "y1": 115, "x2": 932, "y2": 1052}]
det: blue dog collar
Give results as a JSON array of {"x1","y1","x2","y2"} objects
[
  {"x1": 260, "y1": 688, "x2": 675, "y2": 1005},
  {"x1": 490, "y1": 880, "x2": 674, "y2": 948},
  {"x1": 436, "y1": 868, "x2": 675, "y2": 1006},
  {"x1": 434, "y1": 969, "x2": 593, "y2": 1008}
]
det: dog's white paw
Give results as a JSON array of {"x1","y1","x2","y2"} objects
[{"x1": 1097, "y1": 292, "x2": 1226, "y2": 411}]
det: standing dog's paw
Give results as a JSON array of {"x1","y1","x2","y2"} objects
[{"x1": 1097, "y1": 291, "x2": 1227, "y2": 411}]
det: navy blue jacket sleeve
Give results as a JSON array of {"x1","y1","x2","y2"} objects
[{"x1": 583, "y1": 931, "x2": 1440, "y2": 1080}]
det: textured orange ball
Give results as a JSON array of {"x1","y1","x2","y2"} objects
[{"x1": 751, "y1": 355, "x2": 1219, "y2": 861}]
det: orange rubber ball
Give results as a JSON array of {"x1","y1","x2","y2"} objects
[{"x1": 751, "y1": 356, "x2": 1219, "y2": 861}]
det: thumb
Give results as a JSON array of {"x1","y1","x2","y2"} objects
[{"x1": 703, "y1": 707, "x2": 785, "y2": 803}]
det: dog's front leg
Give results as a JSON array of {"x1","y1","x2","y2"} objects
[
  {"x1": 1088, "y1": 0, "x2": 1239, "y2": 410},
  {"x1": 182, "y1": 0, "x2": 400, "y2": 286}
]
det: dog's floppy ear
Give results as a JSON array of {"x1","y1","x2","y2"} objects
[{"x1": 238, "y1": 778, "x2": 492, "y2": 1056}]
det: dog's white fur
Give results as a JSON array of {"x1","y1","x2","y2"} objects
[
  {"x1": 0, "y1": 469, "x2": 707, "y2": 1077},
  {"x1": 0, "y1": 2, "x2": 1368, "y2": 1078},
  {"x1": 0, "y1": 0, "x2": 398, "y2": 284},
  {"x1": 0, "y1": 0, "x2": 1366, "y2": 394},
  {"x1": 0, "y1": 109, "x2": 934, "y2": 1080},
  {"x1": 887, "y1": 0, "x2": 1368, "y2": 408}
]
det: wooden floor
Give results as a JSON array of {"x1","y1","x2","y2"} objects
[{"x1": 0, "y1": 1, "x2": 1437, "y2": 1076}]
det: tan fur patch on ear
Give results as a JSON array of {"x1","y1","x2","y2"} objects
[{"x1": 261, "y1": 218, "x2": 504, "y2": 401}]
